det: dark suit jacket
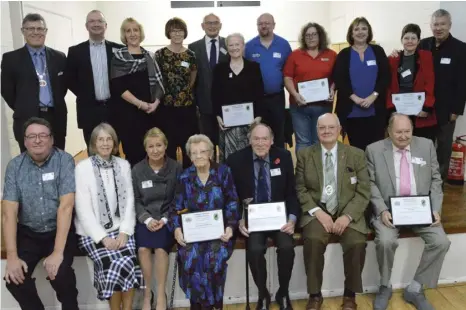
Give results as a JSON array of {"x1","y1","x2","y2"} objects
[
  {"x1": 65, "y1": 40, "x2": 123, "y2": 129},
  {"x1": 332, "y1": 44, "x2": 390, "y2": 130},
  {"x1": 188, "y1": 36, "x2": 229, "y2": 114},
  {"x1": 1, "y1": 45, "x2": 67, "y2": 140},
  {"x1": 226, "y1": 146, "x2": 300, "y2": 220}
]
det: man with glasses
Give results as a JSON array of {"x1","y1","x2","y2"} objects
[
  {"x1": 1, "y1": 13, "x2": 68, "y2": 153},
  {"x1": 2, "y1": 117, "x2": 79, "y2": 310},
  {"x1": 188, "y1": 13, "x2": 228, "y2": 155},
  {"x1": 295, "y1": 113, "x2": 370, "y2": 310},
  {"x1": 245, "y1": 13, "x2": 292, "y2": 149},
  {"x1": 66, "y1": 10, "x2": 123, "y2": 150}
]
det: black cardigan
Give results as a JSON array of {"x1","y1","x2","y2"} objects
[{"x1": 332, "y1": 44, "x2": 390, "y2": 129}]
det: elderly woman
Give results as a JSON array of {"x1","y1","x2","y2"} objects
[
  {"x1": 284, "y1": 22, "x2": 337, "y2": 150},
  {"x1": 333, "y1": 17, "x2": 390, "y2": 151},
  {"x1": 75, "y1": 123, "x2": 143, "y2": 310},
  {"x1": 110, "y1": 17, "x2": 165, "y2": 167},
  {"x1": 155, "y1": 17, "x2": 198, "y2": 169},
  {"x1": 386, "y1": 24, "x2": 436, "y2": 142},
  {"x1": 212, "y1": 33, "x2": 264, "y2": 162},
  {"x1": 132, "y1": 127, "x2": 182, "y2": 310},
  {"x1": 169, "y1": 134, "x2": 240, "y2": 309}
]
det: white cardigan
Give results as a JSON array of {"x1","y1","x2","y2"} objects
[{"x1": 74, "y1": 157, "x2": 135, "y2": 243}]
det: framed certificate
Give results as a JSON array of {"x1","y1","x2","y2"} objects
[
  {"x1": 389, "y1": 195, "x2": 434, "y2": 226},
  {"x1": 222, "y1": 102, "x2": 254, "y2": 127},
  {"x1": 247, "y1": 201, "x2": 287, "y2": 232},
  {"x1": 297, "y1": 78, "x2": 330, "y2": 103},
  {"x1": 392, "y1": 92, "x2": 425, "y2": 116},
  {"x1": 181, "y1": 209, "x2": 225, "y2": 243}
]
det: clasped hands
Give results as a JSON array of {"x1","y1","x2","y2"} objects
[
  {"x1": 315, "y1": 210, "x2": 351, "y2": 235},
  {"x1": 350, "y1": 93, "x2": 377, "y2": 109},
  {"x1": 139, "y1": 98, "x2": 160, "y2": 114}
]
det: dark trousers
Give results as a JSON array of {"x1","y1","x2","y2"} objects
[
  {"x1": 257, "y1": 92, "x2": 286, "y2": 148},
  {"x1": 413, "y1": 125, "x2": 437, "y2": 144},
  {"x1": 247, "y1": 230, "x2": 295, "y2": 298},
  {"x1": 82, "y1": 101, "x2": 112, "y2": 149},
  {"x1": 5, "y1": 225, "x2": 79, "y2": 310},
  {"x1": 199, "y1": 112, "x2": 219, "y2": 156},
  {"x1": 345, "y1": 116, "x2": 384, "y2": 151},
  {"x1": 302, "y1": 219, "x2": 367, "y2": 295},
  {"x1": 436, "y1": 121, "x2": 456, "y2": 180}
]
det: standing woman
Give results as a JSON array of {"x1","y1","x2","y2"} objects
[
  {"x1": 212, "y1": 33, "x2": 264, "y2": 163},
  {"x1": 333, "y1": 17, "x2": 390, "y2": 151},
  {"x1": 386, "y1": 24, "x2": 436, "y2": 142},
  {"x1": 132, "y1": 127, "x2": 182, "y2": 310},
  {"x1": 75, "y1": 123, "x2": 143, "y2": 310},
  {"x1": 155, "y1": 17, "x2": 198, "y2": 169},
  {"x1": 284, "y1": 22, "x2": 337, "y2": 151}
]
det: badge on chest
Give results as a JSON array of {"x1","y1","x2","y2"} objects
[{"x1": 42, "y1": 172, "x2": 54, "y2": 182}]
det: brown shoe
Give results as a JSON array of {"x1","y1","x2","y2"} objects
[
  {"x1": 341, "y1": 296, "x2": 357, "y2": 310},
  {"x1": 306, "y1": 296, "x2": 323, "y2": 310}
]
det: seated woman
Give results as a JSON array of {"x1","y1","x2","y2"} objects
[
  {"x1": 74, "y1": 123, "x2": 143, "y2": 310},
  {"x1": 132, "y1": 127, "x2": 182, "y2": 310},
  {"x1": 170, "y1": 134, "x2": 240, "y2": 310}
]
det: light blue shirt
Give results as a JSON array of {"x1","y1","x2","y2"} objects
[
  {"x1": 26, "y1": 44, "x2": 53, "y2": 107},
  {"x1": 89, "y1": 39, "x2": 110, "y2": 100}
]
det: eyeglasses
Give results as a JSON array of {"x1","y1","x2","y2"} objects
[
  {"x1": 25, "y1": 133, "x2": 51, "y2": 141},
  {"x1": 23, "y1": 27, "x2": 47, "y2": 33},
  {"x1": 204, "y1": 21, "x2": 220, "y2": 26},
  {"x1": 190, "y1": 149, "x2": 210, "y2": 157},
  {"x1": 257, "y1": 22, "x2": 273, "y2": 27},
  {"x1": 87, "y1": 19, "x2": 105, "y2": 24},
  {"x1": 317, "y1": 125, "x2": 338, "y2": 131},
  {"x1": 170, "y1": 29, "x2": 184, "y2": 35},
  {"x1": 96, "y1": 137, "x2": 113, "y2": 144},
  {"x1": 305, "y1": 32, "x2": 319, "y2": 39}
]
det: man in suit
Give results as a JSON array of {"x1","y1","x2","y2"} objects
[
  {"x1": 66, "y1": 10, "x2": 123, "y2": 148},
  {"x1": 188, "y1": 13, "x2": 228, "y2": 154},
  {"x1": 366, "y1": 113, "x2": 451, "y2": 310},
  {"x1": 1, "y1": 13, "x2": 68, "y2": 153},
  {"x1": 227, "y1": 123, "x2": 299, "y2": 310},
  {"x1": 296, "y1": 113, "x2": 370, "y2": 310}
]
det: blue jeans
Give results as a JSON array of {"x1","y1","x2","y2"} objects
[{"x1": 290, "y1": 103, "x2": 332, "y2": 152}]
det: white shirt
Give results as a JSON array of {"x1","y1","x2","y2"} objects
[
  {"x1": 393, "y1": 144, "x2": 417, "y2": 196},
  {"x1": 205, "y1": 35, "x2": 220, "y2": 62}
]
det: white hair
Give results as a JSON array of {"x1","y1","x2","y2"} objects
[
  {"x1": 316, "y1": 113, "x2": 340, "y2": 127},
  {"x1": 226, "y1": 32, "x2": 245, "y2": 46},
  {"x1": 432, "y1": 9, "x2": 451, "y2": 22}
]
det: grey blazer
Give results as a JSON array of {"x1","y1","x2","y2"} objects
[
  {"x1": 188, "y1": 36, "x2": 228, "y2": 114},
  {"x1": 365, "y1": 136, "x2": 443, "y2": 217}
]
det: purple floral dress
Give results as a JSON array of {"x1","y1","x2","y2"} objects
[{"x1": 169, "y1": 163, "x2": 239, "y2": 307}]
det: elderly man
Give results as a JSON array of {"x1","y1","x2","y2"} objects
[
  {"x1": 2, "y1": 117, "x2": 78, "y2": 310},
  {"x1": 227, "y1": 123, "x2": 299, "y2": 310},
  {"x1": 296, "y1": 113, "x2": 370, "y2": 310},
  {"x1": 366, "y1": 113, "x2": 451, "y2": 310}
]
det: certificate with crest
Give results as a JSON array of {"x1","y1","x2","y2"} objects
[
  {"x1": 247, "y1": 201, "x2": 287, "y2": 232},
  {"x1": 389, "y1": 195, "x2": 434, "y2": 226},
  {"x1": 222, "y1": 102, "x2": 254, "y2": 127},
  {"x1": 181, "y1": 209, "x2": 225, "y2": 243},
  {"x1": 392, "y1": 92, "x2": 425, "y2": 115}
]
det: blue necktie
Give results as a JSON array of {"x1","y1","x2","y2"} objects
[
  {"x1": 256, "y1": 159, "x2": 269, "y2": 203},
  {"x1": 209, "y1": 39, "x2": 217, "y2": 70},
  {"x1": 34, "y1": 52, "x2": 51, "y2": 106}
]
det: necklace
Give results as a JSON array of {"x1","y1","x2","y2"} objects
[{"x1": 35, "y1": 54, "x2": 48, "y2": 87}]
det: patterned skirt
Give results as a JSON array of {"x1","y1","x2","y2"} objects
[
  {"x1": 218, "y1": 125, "x2": 249, "y2": 163},
  {"x1": 78, "y1": 231, "x2": 144, "y2": 300}
]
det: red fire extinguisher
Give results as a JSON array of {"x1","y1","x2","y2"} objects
[{"x1": 447, "y1": 135, "x2": 466, "y2": 185}]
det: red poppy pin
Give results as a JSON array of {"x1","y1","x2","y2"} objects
[{"x1": 274, "y1": 158, "x2": 280, "y2": 165}]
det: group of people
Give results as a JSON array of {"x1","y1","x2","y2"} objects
[{"x1": 1, "y1": 6, "x2": 465, "y2": 310}]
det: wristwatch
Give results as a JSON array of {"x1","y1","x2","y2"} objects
[{"x1": 372, "y1": 91, "x2": 379, "y2": 97}]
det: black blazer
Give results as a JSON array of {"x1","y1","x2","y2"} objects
[
  {"x1": 332, "y1": 44, "x2": 390, "y2": 129},
  {"x1": 226, "y1": 146, "x2": 300, "y2": 220},
  {"x1": 188, "y1": 36, "x2": 229, "y2": 115},
  {"x1": 1, "y1": 45, "x2": 67, "y2": 140},
  {"x1": 65, "y1": 40, "x2": 123, "y2": 129}
]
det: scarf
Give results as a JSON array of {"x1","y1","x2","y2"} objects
[
  {"x1": 91, "y1": 155, "x2": 126, "y2": 229},
  {"x1": 111, "y1": 46, "x2": 165, "y2": 101}
]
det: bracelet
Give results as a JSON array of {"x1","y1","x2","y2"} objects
[{"x1": 137, "y1": 101, "x2": 142, "y2": 109}]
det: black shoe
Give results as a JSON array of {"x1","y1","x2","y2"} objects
[
  {"x1": 275, "y1": 291, "x2": 293, "y2": 310},
  {"x1": 256, "y1": 295, "x2": 271, "y2": 310}
]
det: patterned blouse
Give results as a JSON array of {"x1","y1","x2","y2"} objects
[{"x1": 155, "y1": 47, "x2": 197, "y2": 107}]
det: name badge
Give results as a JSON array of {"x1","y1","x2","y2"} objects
[
  {"x1": 220, "y1": 47, "x2": 227, "y2": 55},
  {"x1": 367, "y1": 60, "x2": 377, "y2": 66},
  {"x1": 270, "y1": 168, "x2": 281, "y2": 177},
  {"x1": 273, "y1": 52, "x2": 281, "y2": 58},
  {"x1": 229, "y1": 72, "x2": 233, "y2": 78},
  {"x1": 180, "y1": 61, "x2": 190, "y2": 68},
  {"x1": 42, "y1": 172, "x2": 55, "y2": 181},
  {"x1": 321, "y1": 58, "x2": 329, "y2": 61},
  {"x1": 252, "y1": 53, "x2": 260, "y2": 58},
  {"x1": 411, "y1": 157, "x2": 426, "y2": 166},
  {"x1": 142, "y1": 180, "x2": 153, "y2": 189},
  {"x1": 350, "y1": 176, "x2": 357, "y2": 184},
  {"x1": 401, "y1": 69, "x2": 412, "y2": 78},
  {"x1": 440, "y1": 57, "x2": 451, "y2": 64}
]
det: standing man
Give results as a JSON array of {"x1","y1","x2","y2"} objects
[
  {"x1": 227, "y1": 123, "x2": 299, "y2": 310},
  {"x1": 66, "y1": 10, "x2": 123, "y2": 148},
  {"x1": 418, "y1": 9, "x2": 466, "y2": 180},
  {"x1": 2, "y1": 117, "x2": 79, "y2": 310},
  {"x1": 188, "y1": 13, "x2": 228, "y2": 153},
  {"x1": 245, "y1": 13, "x2": 292, "y2": 149},
  {"x1": 1, "y1": 13, "x2": 68, "y2": 152},
  {"x1": 296, "y1": 113, "x2": 370, "y2": 310},
  {"x1": 366, "y1": 113, "x2": 451, "y2": 310}
]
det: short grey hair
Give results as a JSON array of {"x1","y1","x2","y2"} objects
[
  {"x1": 387, "y1": 112, "x2": 413, "y2": 130},
  {"x1": 432, "y1": 9, "x2": 451, "y2": 22},
  {"x1": 203, "y1": 13, "x2": 220, "y2": 23},
  {"x1": 88, "y1": 123, "x2": 119, "y2": 156},
  {"x1": 86, "y1": 10, "x2": 106, "y2": 23},
  {"x1": 226, "y1": 32, "x2": 245, "y2": 46},
  {"x1": 316, "y1": 113, "x2": 341, "y2": 127},
  {"x1": 247, "y1": 122, "x2": 274, "y2": 141},
  {"x1": 22, "y1": 13, "x2": 46, "y2": 28},
  {"x1": 185, "y1": 134, "x2": 214, "y2": 158}
]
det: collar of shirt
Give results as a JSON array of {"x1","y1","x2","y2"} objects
[
  {"x1": 25, "y1": 147, "x2": 56, "y2": 167},
  {"x1": 205, "y1": 35, "x2": 219, "y2": 45},
  {"x1": 89, "y1": 38, "x2": 105, "y2": 46},
  {"x1": 252, "y1": 152, "x2": 270, "y2": 165},
  {"x1": 433, "y1": 33, "x2": 453, "y2": 50},
  {"x1": 26, "y1": 44, "x2": 45, "y2": 56},
  {"x1": 392, "y1": 143, "x2": 411, "y2": 155},
  {"x1": 251, "y1": 34, "x2": 277, "y2": 48},
  {"x1": 321, "y1": 143, "x2": 338, "y2": 163}
]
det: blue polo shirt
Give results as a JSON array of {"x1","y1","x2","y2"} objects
[{"x1": 245, "y1": 34, "x2": 292, "y2": 95}]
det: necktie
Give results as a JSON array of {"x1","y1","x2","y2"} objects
[
  {"x1": 209, "y1": 39, "x2": 217, "y2": 70},
  {"x1": 324, "y1": 152, "x2": 338, "y2": 215},
  {"x1": 34, "y1": 52, "x2": 51, "y2": 106},
  {"x1": 399, "y1": 149, "x2": 411, "y2": 196},
  {"x1": 256, "y1": 159, "x2": 269, "y2": 203}
]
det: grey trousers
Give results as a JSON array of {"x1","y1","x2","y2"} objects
[
  {"x1": 372, "y1": 218, "x2": 451, "y2": 288},
  {"x1": 436, "y1": 121, "x2": 456, "y2": 180}
]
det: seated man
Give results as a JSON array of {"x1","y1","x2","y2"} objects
[
  {"x1": 2, "y1": 117, "x2": 79, "y2": 310},
  {"x1": 366, "y1": 113, "x2": 451, "y2": 310},
  {"x1": 227, "y1": 123, "x2": 299, "y2": 310},
  {"x1": 296, "y1": 113, "x2": 370, "y2": 310}
]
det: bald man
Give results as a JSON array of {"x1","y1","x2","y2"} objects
[{"x1": 296, "y1": 113, "x2": 370, "y2": 310}]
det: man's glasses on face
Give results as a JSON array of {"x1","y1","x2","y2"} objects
[
  {"x1": 204, "y1": 21, "x2": 220, "y2": 27},
  {"x1": 25, "y1": 133, "x2": 51, "y2": 141},
  {"x1": 23, "y1": 27, "x2": 47, "y2": 34},
  {"x1": 317, "y1": 125, "x2": 338, "y2": 132}
]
